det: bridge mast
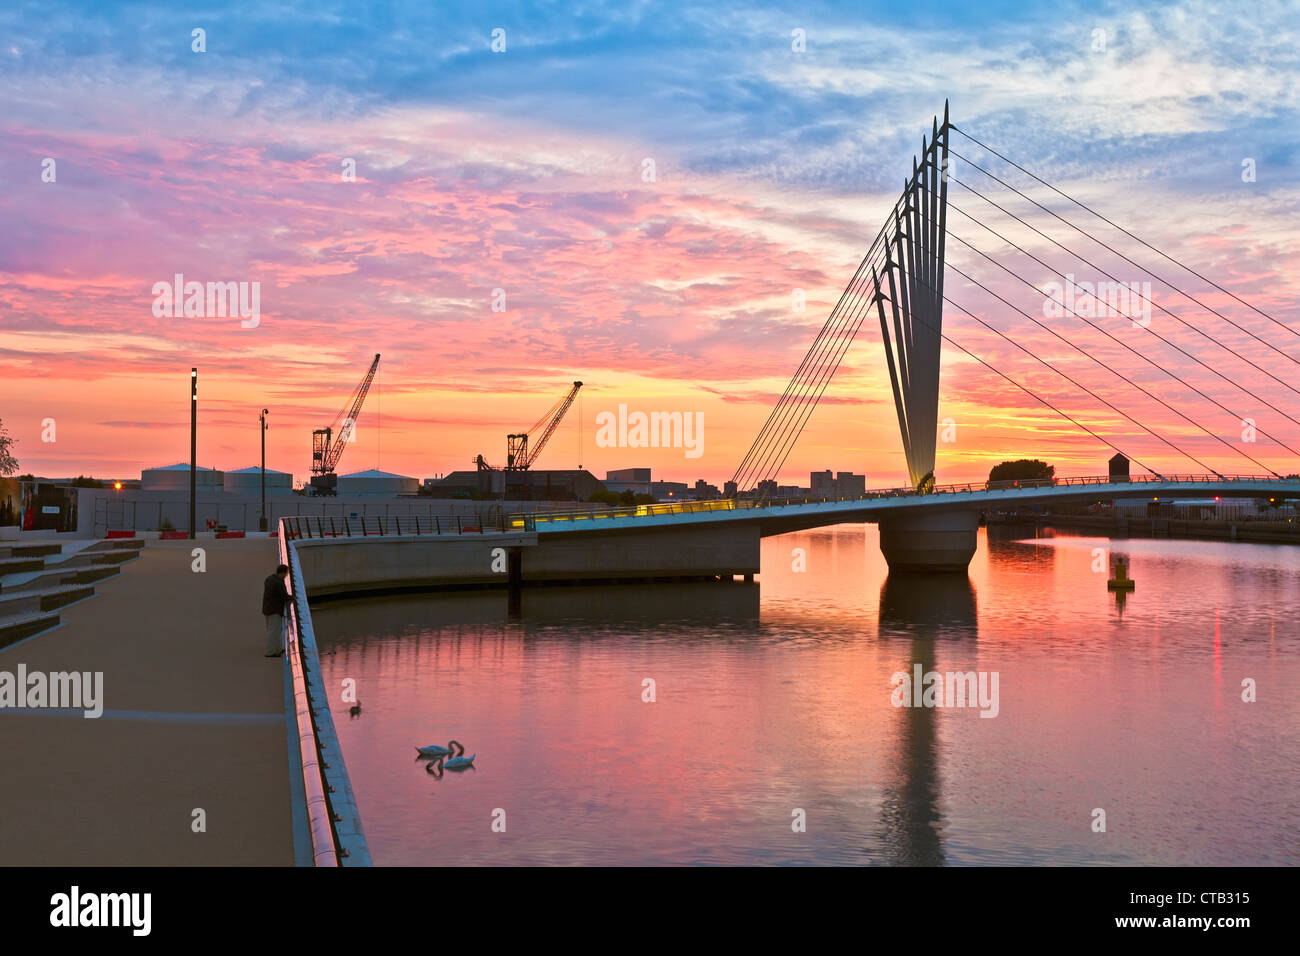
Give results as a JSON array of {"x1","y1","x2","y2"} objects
[{"x1": 872, "y1": 101, "x2": 950, "y2": 493}]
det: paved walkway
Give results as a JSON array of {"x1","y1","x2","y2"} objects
[{"x1": 0, "y1": 538, "x2": 294, "y2": 865}]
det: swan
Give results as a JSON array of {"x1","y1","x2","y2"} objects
[
  {"x1": 415, "y1": 739, "x2": 465, "y2": 758},
  {"x1": 425, "y1": 755, "x2": 445, "y2": 779},
  {"x1": 444, "y1": 751, "x2": 475, "y2": 770}
]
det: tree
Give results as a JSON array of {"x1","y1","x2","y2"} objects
[
  {"x1": 988, "y1": 459, "x2": 1055, "y2": 484},
  {"x1": 0, "y1": 420, "x2": 17, "y2": 476}
]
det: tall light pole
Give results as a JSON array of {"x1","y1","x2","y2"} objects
[
  {"x1": 190, "y1": 368, "x2": 197, "y2": 539},
  {"x1": 260, "y1": 408, "x2": 269, "y2": 532}
]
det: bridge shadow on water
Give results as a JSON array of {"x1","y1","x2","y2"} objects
[
  {"x1": 313, "y1": 581, "x2": 761, "y2": 647},
  {"x1": 877, "y1": 572, "x2": 979, "y2": 866}
]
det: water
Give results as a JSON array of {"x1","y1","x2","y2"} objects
[{"x1": 313, "y1": 526, "x2": 1300, "y2": 865}]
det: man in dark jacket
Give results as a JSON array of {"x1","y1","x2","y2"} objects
[{"x1": 262, "y1": 564, "x2": 290, "y2": 657}]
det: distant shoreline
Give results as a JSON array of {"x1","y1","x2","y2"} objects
[{"x1": 987, "y1": 513, "x2": 1300, "y2": 547}]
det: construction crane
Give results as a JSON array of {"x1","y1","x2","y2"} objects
[
  {"x1": 505, "y1": 381, "x2": 583, "y2": 471},
  {"x1": 309, "y1": 353, "x2": 381, "y2": 495}
]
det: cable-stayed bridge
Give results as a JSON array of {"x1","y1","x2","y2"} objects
[{"x1": 520, "y1": 104, "x2": 1300, "y2": 572}]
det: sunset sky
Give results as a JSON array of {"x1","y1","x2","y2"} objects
[{"x1": 2, "y1": 0, "x2": 1298, "y2": 488}]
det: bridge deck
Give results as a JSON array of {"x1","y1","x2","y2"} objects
[{"x1": 512, "y1": 476, "x2": 1300, "y2": 536}]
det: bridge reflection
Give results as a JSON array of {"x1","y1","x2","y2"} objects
[{"x1": 878, "y1": 573, "x2": 978, "y2": 865}]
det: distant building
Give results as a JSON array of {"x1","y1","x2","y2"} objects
[
  {"x1": 606, "y1": 468, "x2": 651, "y2": 483},
  {"x1": 693, "y1": 479, "x2": 720, "y2": 500},
  {"x1": 338, "y1": 469, "x2": 419, "y2": 496},
  {"x1": 1109, "y1": 453, "x2": 1130, "y2": 483},
  {"x1": 810, "y1": 469, "x2": 864, "y2": 497},
  {"x1": 756, "y1": 479, "x2": 778, "y2": 498},
  {"x1": 723, "y1": 480, "x2": 738, "y2": 498},
  {"x1": 605, "y1": 468, "x2": 653, "y2": 496},
  {"x1": 837, "y1": 472, "x2": 866, "y2": 497},
  {"x1": 223, "y1": 465, "x2": 293, "y2": 496},
  {"x1": 651, "y1": 480, "x2": 689, "y2": 499},
  {"x1": 429, "y1": 469, "x2": 604, "y2": 501},
  {"x1": 142, "y1": 463, "x2": 224, "y2": 492}
]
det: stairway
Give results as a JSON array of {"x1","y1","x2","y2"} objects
[{"x1": 0, "y1": 539, "x2": 145, "y2": 650}]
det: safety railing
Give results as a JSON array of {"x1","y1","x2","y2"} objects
[
  {"x1": 508, "y1": 474, "x2": 1299, "y2": 529},
  {"x1": 279, "y1": 522, "x2": 371, "y2": 866},
  {"x1": 281, "y1": 512, "x2": 516, "y2": 539}
]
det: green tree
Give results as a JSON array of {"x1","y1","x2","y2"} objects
[
  {"x1": 988, "y1": 459, "x2": 1055, "y2": 483},
  {"x1": 0, "y1": 420, "x2": 18, "y2": 476}
]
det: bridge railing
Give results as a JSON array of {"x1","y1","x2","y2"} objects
[
  {"x1": 278, "y1": 520, "x2": 371, "y2": 865},
  {"x1": 508, "y1": 474, "x2": 1297, "y2": 529},
  {"x1": 282, "y1": 513, "x2": 514, "y2": 539}
]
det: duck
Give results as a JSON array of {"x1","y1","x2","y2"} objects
[{"x1": 416, "y1": 739, "x2": 465, "y2": 758}]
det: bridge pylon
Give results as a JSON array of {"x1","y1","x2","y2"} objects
[{"x1": 871, "y1": 102, "x2": 950, "y2": 495}]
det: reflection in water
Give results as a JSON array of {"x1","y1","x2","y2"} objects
[
  {"x1": 878, "y1": 574, "x2": 978, "y2": 865},
  {"x1": 316, "y1": 581, "x2": 760, "y2": 635},
  {"x1": 314, "y1": 525, "x2": 1300, "y2": 866}
]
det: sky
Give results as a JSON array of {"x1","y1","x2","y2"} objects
[{"x1": 1, "y1": 0, "x2": 1298, "y2": 489}]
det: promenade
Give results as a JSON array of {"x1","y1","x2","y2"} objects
[{"x1": 0, "y1": 537, "x2": 294, "y2": 865}]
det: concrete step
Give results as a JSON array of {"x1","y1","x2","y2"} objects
[
  {"x1": 0, "y1": 562, "x2": 123, "y2": 595},
  {"x1": 0, "y1": 543, "x2": 64, "y2": 560},
  {"x1": 0, "y1": 610, "x2": 61, "y2": 650},
  {"x1": 48, "y1": 550, "x2": 137, "y2": 570},
  {"x1": 85, "y1": 539, "x2": 146, "y2": 553},
  {"x1": 0, "y1": 557, "x2": 45, "y2": 575},
  {"x1": 0, "y1": 584, "x2": 95, "y2": 616}
]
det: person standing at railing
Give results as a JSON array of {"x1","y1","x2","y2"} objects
[{"x1": 262, "y1": 563, "x2": 290, "y2": 658}]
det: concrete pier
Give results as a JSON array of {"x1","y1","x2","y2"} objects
[
  {"x1": 878, "y1": 510, "x2": 980, "y2": 572},
  {"x1": 0, "y1": 537, "x2": 293, "y2": 865}
]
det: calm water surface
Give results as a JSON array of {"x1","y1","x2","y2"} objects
[{"x1": 313, "y1": 526, "x2": 1300, "y2": 865}]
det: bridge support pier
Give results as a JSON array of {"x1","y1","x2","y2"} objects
[{"x1": 878, "y1": 510, "x2": 979, "y2": 573}]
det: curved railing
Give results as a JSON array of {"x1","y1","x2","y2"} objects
[
  {"x1": 282, "y1": 512, "x2": 511, "y2": 539},
  {"x1": 508, "y1": 474, "x2": 1299, "y2": 529},
  {"x1": 279, "y1": 521, "x2": 372, "y2": 865}
]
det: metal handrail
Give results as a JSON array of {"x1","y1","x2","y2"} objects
[
  {"x1": 279, "y1": 520, "x2": 372, "y2": 866},
  {"x1": 280, "y1": 512, "x2": 516, "y2": 540}
]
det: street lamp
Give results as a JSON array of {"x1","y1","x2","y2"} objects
[
  {"x1": 259, "y1": 409, "x2": 269, "y2": 532},
  {"x1": 190, "y1": 368, "x2": 197, "y2": 540}
]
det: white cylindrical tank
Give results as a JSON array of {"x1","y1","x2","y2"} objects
[
  {"x1": 337, "y1": 469, "x2": 419, "y2": 496},
  {"x1": 141, "y1": 463, "x2": 225, "y2": 491},
  {"x1": 223, "y1": 466, "x2": 293, "y2": 495}
]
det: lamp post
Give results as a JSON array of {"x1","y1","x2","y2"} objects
[
  {"x1": 190, "y1": 368, "x2": 197, "y2": 540},
  {"x1": 260, "y1": 408, "x2": 269, "y2": 532}
]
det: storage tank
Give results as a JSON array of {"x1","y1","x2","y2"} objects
[
  {"x1": 223, "y1": 466, "x2": 293, "y2": 495},
  {"x1": 337, "y1": 468, "x2": 418, "y2": 496},
  {"x1": 141, "y1": 463, "x2": 225, "y2": 492}
]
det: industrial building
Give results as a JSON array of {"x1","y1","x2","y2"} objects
[
  {"x1": 604, "y1": 468, "x2": 652, "y2": 496},
  {"x1": 337, "y1": 469, "x2": 419, "y2": 496},
  {"x1": 142, "y1": 463, "x2": 224, "y2": 491},
  {"x1": 223, "y1": 465, "x2": 293, "y2": 495},
  {"x1": 430, "y1": 469, "x2": 604, "y2": 501}
]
